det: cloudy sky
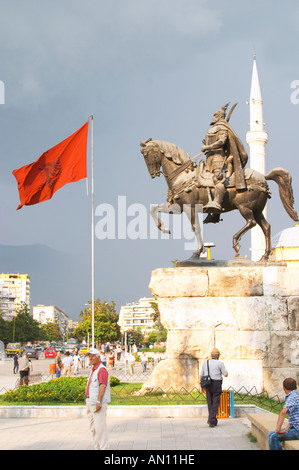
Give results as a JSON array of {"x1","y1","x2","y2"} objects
[{"x1": 1, "y1": 0, "x2": 299, "y2": 319}]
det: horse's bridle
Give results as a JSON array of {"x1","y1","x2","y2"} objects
[
  {"x1": 163, "y1": 152, "x2": 202, "y2": 180},
  {"x1": 167, "y1": 160, "x2": 192, "y2": 181}
]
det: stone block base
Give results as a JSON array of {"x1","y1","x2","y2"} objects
[{"x1": 143, "y1": 266, "x2": 299, "y2": 398}]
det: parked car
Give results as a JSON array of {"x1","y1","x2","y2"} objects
[
  {"x1": 23, "y1": 346, "x2": 39, "y2": 360},
  {"x1": 44, "y1": 348, "x2": 57, "y2": 358}
]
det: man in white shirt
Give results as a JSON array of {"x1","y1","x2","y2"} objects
[
  {"x1": 72, "y1": 353, "x2": 81, "y2": 375},
  {"x1": 128, "y1": 353, "x2": 135, "y2": 376},
  {"x1": 200, "y1": 348, "x2": 228, "y2": 427},
  {"x1": 62, "y1": 351, "x2": 73, "y2": 377},
  {"x1": 140, "y1": 353, "x2": 148, "y2": 372}
]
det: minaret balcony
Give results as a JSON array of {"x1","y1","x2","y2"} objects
[{"x1": 246, "y1": 130, "x2": 268, "y2": 145}]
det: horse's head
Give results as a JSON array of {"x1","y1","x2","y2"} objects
[{"x1": 140, "y1": 139, "x2": 162, "y2": 178}]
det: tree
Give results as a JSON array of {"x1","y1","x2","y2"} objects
[
  {"x1": 13, "y1": 302, "x2": 41, "y2": 343},
  {"x1": 39, "y1": 322, "x2": 62, "y2": 342},
  {"x1": 0, "y1": 311, "x2": 11, "y2": 344},
  {"x1": 126, "y1": 328, "x2": 144, "y2": 348},
  {"x1": 74, "y1": 299, "x2": 120, "y2": 344},
  {"x1": 149, "y1": 301, "x2": 167, "y2": 344}
]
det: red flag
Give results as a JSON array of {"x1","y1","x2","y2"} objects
[{"x1": 12, "y1": 121, "x2": 89, "y2": 210}]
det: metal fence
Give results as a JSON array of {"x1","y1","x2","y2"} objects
[{"x1": 0, "y1": 370, "x2": 284, "y2": 415}]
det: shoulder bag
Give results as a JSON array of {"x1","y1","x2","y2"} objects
[{"x1": 200, "y1": 360, "x2": 212, "y2": 388}]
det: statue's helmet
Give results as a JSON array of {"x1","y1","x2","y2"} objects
[{"x1": 211, "y1": 102, "x2": 230, "y2": 124}]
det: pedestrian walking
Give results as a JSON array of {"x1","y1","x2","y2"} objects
[
  {"x1": 200, "y1": 348, "x2": 228, "y2": 427},
  {"x1": 13, "y1": 353, "x2": 19, "y2": 374},
  {"x1": 101, "y1": 353, "x2": 107, "y2": 367},
  {"x1": 268, "y1": 378, "x2": 299, "y2": 450},
  {"x1": 72, "y1": 352, "x2": 81, "y2": 375},
  {"x1": 80, "y1": 353, "x2": 86, "y2": 369},
  {"x1": 85, "y1": 348, "x2": 110, "y2": 450},
  {"x1": 108, "y1": 351, "x2": 114, "y2": 369},
  {"x1": 153, "y1": 352, "x2": 159, "y2": 367},
  {"x1": 140, "y1": 352, "x2": 148, "y2": 372},
  {"x1": 55, "y1": 351, "x2": 63, "y2": 378},
  {"x1": 18, "y1": 352, "x2": 30, "y2": 386},
  {"x1": 62, "y1": 351, "x2": 72, "y2": 377},
  {"x1": 116, "y1": 345, "x2": 122, "y2": 361},
  {"x1": 128, "y1": 353, "x2": 135, "y2": 376}
]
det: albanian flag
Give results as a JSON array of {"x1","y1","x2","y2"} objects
[{"x1": 12, "y1": 121, "x2": 89, "y2": 210}]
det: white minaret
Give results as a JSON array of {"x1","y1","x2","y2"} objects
[{"x1": 246, "y1": 53, "x2": 268, "y2": 261}]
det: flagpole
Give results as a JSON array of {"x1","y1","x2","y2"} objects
[{"x1": 89, "y1": 114, "x2": 95, "y2": 348}]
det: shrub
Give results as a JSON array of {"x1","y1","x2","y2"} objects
[
  {"x1": 1, "y1": 375, "x2": 120, "y2": 404},
  {"x1": 110, "y1": 376, "x2": 120, "y2": 387},
  {"x1": 141, "y1": 348, "x2": 166, "y2": 353}
]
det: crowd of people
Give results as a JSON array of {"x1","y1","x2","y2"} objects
[
  {"x1": 10, "y1": 344, "x2": 299, "y2": 451},
  {"x1": 83, "y1": 347, "x2": 299, "y2": 451},
  {"x1": 54, "y1": 347, "x2": 118, "y2": 378},
  {"x1": 13, "y1": 343, "x2": 166, "y2": 383}
]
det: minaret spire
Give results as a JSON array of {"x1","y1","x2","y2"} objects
[{"x1": 246, "y1": 52, "x2": 268, "y2": 260}]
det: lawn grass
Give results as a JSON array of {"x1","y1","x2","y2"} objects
[
  {"x1": 0, "y1": 377, "x2": 284, "y2": 414},
  {"x1": 0, "y1": 381, "x2": 206, "y2": 406}
]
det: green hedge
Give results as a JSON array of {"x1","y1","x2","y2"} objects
[
  {"x1": 141, "y1": 348, "x2": 166, "y2": 353},
  {"x1": 1, "y1": 376, "x2": 120, "y2": 404}
]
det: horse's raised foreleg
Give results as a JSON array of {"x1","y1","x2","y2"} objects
[{"x1": 150, "y1": 203, "x2": 182, "y2": 234}]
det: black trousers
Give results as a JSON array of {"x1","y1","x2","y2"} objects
[
  {"x1": 206, "y1": 379, "x2": 222, "y2": 425},
  {"x1": 19, "y1": 370, "x2": 29, "y2": 386}
]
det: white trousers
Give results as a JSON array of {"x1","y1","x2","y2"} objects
[{"x1": 86, "y1": 399, "x2": 109, "y2": 450}]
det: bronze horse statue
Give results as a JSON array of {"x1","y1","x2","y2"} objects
[{"x1": 140, "y1": 138, "x2": 298, "y2": 261}]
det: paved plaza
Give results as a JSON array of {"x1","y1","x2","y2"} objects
[
  {"x1": 0, "y1": 357, "x2": 262, "y2": 451},
  {"x1": 0, "y1": 414, "x2": 260, "y2": 451}
]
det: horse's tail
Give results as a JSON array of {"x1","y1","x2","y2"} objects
[{"x1": 265, "y1": 167, "x2": 298, "y2": 222}]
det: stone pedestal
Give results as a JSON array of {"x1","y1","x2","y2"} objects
[{"x1": 143, "y1": 264, "x2": 299, "y2": 399}]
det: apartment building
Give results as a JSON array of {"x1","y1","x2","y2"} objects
[
  {"x1": 118, "y1": 297, "x2": 156, "y2": 338},
  {"x1": 32, "y1": 304, "x2": 69, "y2": 338},
  {"x1": 0, "y1": 273, "x2": 30, "y2": 321}
]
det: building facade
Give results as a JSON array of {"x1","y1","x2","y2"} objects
[
  {"x1": 118, "y1": 297, "x2": 156, "y2": 337},
  {"x1": 32, "y1": 304, "x2": 69, "y2": 338},
  {"x1": 0, "y1": 273, "x2": 30, "y2": 321}
]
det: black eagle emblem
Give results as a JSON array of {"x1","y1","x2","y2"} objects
[{"x1": 39, "y1": 156, "x2": 62, "y2": 188}]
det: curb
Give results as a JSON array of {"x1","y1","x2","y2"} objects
[{"x1": 0, "y1": 404, "x2": 261, "y2": 419}]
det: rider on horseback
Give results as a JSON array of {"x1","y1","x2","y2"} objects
[{"x1": 201, "y1": 103, "x2": 248, "y2": 219}]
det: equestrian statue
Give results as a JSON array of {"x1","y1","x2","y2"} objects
[{"x1": 140, "y1": 103, "x2": 298, "y2": 261}]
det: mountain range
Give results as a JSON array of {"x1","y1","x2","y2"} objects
[{"x1": 0, "y1": 244, "x2": 90, "y2": 320}]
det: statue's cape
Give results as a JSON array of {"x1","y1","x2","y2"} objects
[{"x1": 218, "y1": 120, "x2": 248, "y2": 190}]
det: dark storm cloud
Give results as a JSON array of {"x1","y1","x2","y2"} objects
[{"x1": 0, "y1": 0, "x2": 298, "y2": 317}]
